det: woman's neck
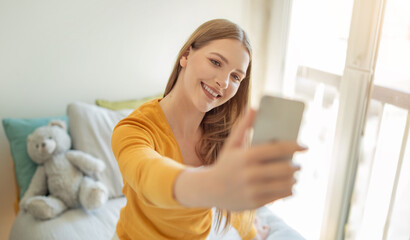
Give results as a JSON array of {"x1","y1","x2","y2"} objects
[{"x1": 159, "y1": 84, "x2": 204, "y2": 140}]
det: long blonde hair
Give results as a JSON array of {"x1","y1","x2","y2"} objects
[{"x1": 164, "y1": 19, "x2": 254, "y2": 234}]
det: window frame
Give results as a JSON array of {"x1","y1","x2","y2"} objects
[{"x1": 319, "y1": 0, "x2": 387, "y2": 239}]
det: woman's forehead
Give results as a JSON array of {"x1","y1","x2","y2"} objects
[{"x1": 199, "y1": 39, "x2": 250, "y2": 73}]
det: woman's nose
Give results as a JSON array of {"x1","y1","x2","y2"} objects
[{"x1": 215, "y1": 74, "x2": 229, "y2": 89}]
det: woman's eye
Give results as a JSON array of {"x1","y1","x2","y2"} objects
[
  {"x1": 210, "y1": 59, "x2": 221, "y2": 67},
  {"x1": 232, "y1": 74, "x2": 240, "y2": 81}
]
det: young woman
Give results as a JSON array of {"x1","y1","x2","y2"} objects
[{"x1": 111, "y1": 19, "x2": 306, "y2": 240}]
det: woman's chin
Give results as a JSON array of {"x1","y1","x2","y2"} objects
[{"x1": 195, "y1": 102, "x2": 215, "y2": 113}]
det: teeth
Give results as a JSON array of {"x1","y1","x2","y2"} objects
[{"x1": 202, "y1": 83, "x2": 218, "y2": 97}]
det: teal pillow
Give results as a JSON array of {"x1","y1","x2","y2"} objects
[{"x1": 2, "y1": 116, "x2": 69, "y2": 199}]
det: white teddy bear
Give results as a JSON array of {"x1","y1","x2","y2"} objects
[{"x1": 20, "y1": 120, "x2": 109, "y2": 220}]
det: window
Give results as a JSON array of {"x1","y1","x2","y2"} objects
[
  {"x1": 261, "y1": 0, "x2": 409, "y2": 239},
  {"x1": 263, "y1": 0, "x2": 354, "y2": 239},
  {"x1": 345, "y1": 0, "x2": 410, "y2": 239}
]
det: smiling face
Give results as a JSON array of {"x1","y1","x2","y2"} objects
[{"x1": 178, "y1": 39, "x2": 250, "y2": 113}]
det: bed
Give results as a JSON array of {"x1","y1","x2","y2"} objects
[{"x1": 3, "y1": 101, "x2": 304, "y2": 240}]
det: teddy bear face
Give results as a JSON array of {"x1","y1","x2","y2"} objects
[{"x1": 27, "y1": 123, "x2": 71, "y2": 164}]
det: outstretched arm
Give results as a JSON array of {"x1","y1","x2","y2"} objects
[
  {"x1": 20, "y1": 166, "x2": 47, "y2": 210},
  {"x1": 173, "y1": 109, "x2": 306, "y2": 211},
  {"x1": 66, "y1": 150, "x2": 105, "y2": 177}
]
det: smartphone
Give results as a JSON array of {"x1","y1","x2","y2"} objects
[{"x1": 251, "y1": 95, "x2": 305, "y2": 145}]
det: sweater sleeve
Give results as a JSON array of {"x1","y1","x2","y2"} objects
[{"x1": 111, "y1": 121, "x2": 187, "y2": 209}]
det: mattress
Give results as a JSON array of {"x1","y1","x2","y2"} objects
[
  {"x1": 10, "y1": 197, "x2": 126, "y2": 240},
  {"x1": 10, "y1": 198, "x2": 304, "y2": 240}
]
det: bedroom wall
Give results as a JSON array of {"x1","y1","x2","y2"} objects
[{"x1": 0, "y1": 0, "x2": 261, "y2": 238}]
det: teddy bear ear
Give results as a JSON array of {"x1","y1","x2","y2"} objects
[{"x1": 49, "y1": 120, "x2": 67, "y2": 130}]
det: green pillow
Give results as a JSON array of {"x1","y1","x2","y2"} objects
[
  {"x1": 95, "y1": 94, "x2": 162, "y2": 110},
  {"x1": 2, "y1": 116, "x2": 69, "y2": 199}
]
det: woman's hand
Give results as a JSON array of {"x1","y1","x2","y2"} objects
[
  {"x1": 209, "y1": 109, "x2": 307, "y2": 211},
  {"x1": 173, "y1": 109, "x2": 307, "y2": 210},
  {"x1": 252, "y1": 217, "x2": 270, "y2": 240}
]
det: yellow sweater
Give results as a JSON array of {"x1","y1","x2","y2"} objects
[{"x1": 111, "y1": 99, "x2": 257, "y2": 240}]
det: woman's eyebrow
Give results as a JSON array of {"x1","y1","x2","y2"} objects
[{"x1": 210, "y1": 52, "x2": 245, "y2": 75}]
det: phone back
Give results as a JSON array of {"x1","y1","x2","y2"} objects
[{"x1": 252, "y1": 95, "x2": 305, "y2": 145}]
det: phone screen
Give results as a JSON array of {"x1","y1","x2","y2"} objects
[{"x1": 251, "y1": 95, "x2": 305, "y2": 145}]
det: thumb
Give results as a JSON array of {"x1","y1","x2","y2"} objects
[{"x1": 225, "y1": 108, "x2": 257, "y2": 148}]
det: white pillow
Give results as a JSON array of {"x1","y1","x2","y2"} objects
[{"x1": 67, "y1": 102, "x2": 132, "y2": 198}]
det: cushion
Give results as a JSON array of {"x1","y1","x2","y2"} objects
[
  {"x1": 2, "y1": 116, "x2": 69, "y2": 199},
  {"x1": 67, "y1": 102, "x2": 132, "y2": 198},
  {"x1": 95, "y1": 94, "x2": 162, "y2": 110}
]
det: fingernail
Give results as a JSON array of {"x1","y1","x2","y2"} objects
[{"x1": 298, "y1": 143, "x2": 308, "y2": 150}]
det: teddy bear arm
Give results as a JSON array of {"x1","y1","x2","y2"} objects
[
  {"x1": 20, "y1": 166, "x2": 48, "y2": 209},
  {"x1": 66, "y1": 150, "x2": 106, "y2": 175}
]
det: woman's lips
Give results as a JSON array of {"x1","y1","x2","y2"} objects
[{"x1": 201, "y1": 82, "x2": 221, "y2": 99}]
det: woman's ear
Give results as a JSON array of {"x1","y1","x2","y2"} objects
[{"x1": 179, "y1": 47, "x2": 191, "y2": 67}]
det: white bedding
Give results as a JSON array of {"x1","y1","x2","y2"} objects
[
  {"x1": 10, "y1": 197, "x2": 126, "y2": 240},
  {"x1": 10, "y1": 198, "x2": 304, "y2": 240},
  {"x1": 207, "y1": 207, "x2": 305, "y2": 240}
]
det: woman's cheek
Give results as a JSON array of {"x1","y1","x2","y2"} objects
[
  {"x1": 192, "y1": 58, "x2": 211, "y2": 77},
  {"x1": 225, "y1": 82, "x2": 240, "y2": 100},
  {"x1": 231, "y1": 81, "x2": 240, "y2": 93}
]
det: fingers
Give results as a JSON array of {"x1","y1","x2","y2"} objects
[
  {"x1": 246, "y1": 141, "x2": 307, "y2": 164},
  {"x1": 247, "y1": 161, "x2": 300, "y2": 183},
  {"x1": 254, "y1": 177, "x2": 296, "y2": 196},
  {"x1": 243, "y1": 161, "x2": 300, "y2": 207},
  {"x1": 248, "y1": 178, "x2": 297, "y2": 206},
  {"x1": 260, "y1": 185, "x2": 295, "y2": 203},
  {"x1": 244, "y1": 172, "x2": 296, "y2": 198},
  {"x1": 225, "y1": 108, "x2": 256, "y2": 148}
]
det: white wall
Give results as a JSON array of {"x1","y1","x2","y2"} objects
[{"x1": 0, "y1": 0, "x2": 252, "y2": 238}]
